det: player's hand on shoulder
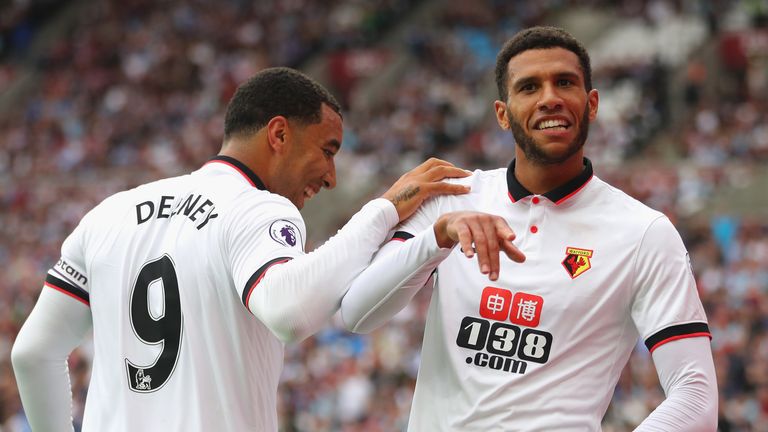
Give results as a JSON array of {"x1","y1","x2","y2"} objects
[
  {"x1": 382, "y1": 158, "x2": 471, "y2": 222},
  {"x1": 434, "y1": 211, "x2": 525, "y2": 281}
]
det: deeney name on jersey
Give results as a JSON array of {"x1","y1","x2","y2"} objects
[{"x1": 135, "y1": 194, "x2": 219, "y2": 230}]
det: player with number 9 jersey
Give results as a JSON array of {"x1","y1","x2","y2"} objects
[{"x1": 49, "y1": 157, "x2": 317, "y2": 430}]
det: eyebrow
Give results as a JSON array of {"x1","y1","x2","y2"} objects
[
  {"x1": 512, "y1": 76, "x2": 538, "y2": 90},
  {"x1": 512, "y1": 71, "x2": 582, "y2": 89},
  {"x1": 555, "y1": 71, "x2": 582, "y2": 82}
]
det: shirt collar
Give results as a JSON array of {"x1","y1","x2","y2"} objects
[
  {"x1": 204, "y1": 155, "x2": 267, "y2": 190},
  {"x1": 506, "y1": 157, "x2": 594, "y2": 204}
]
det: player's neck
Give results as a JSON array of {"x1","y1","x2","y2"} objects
[
  {"x1": 513, "y1": 152, "x2": 585, "y2": 195},
  {"x1": 218, "y1": 136, "x2": 273, "y2": 190}
]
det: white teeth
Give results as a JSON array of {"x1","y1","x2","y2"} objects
[
  {"x1": 304, "y1": 187, "x2": 316, "y2": 199},
  {"x1": 537, "y1": 119, "x2": 568, "y2": 130}
]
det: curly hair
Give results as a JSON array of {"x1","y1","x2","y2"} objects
[
  {"x1": 224, "y1": 67, "x2": 342, "y2": 140},
  {"x1": 495, "y1": 26, "x2": 592, "y2": 101}
]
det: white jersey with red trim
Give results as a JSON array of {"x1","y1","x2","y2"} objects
[
  {"x1": 44, "y1": 156, "x2": 309, "y2": 431},
  {"x1": 392, "y1": 159, "x2": 709, "y2": 431}
]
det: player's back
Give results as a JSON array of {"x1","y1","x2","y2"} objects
[{"x1": 77, "y1": 160, "x2": 285, "y2": 431}]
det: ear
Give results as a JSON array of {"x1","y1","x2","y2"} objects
[
  {"x1": 266, "y1": 116, "x2": 289, "y2": 153},
  {"x1": 494, "y1": 100, "x2": 510, "y2": 130},
  {"x1": 587, "y1": 89, "x2": 599, "y2": 122}
]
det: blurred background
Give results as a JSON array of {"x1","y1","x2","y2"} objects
[{"x1": 0, "y1": 0, "x2": 766, "y2": 430}]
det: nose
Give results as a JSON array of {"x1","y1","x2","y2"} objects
[
  {"x1": 537, "y1": 83, "x2": 564, "y2": 111},
  {"x1": 322, "y1": 160, "x2": 337, "y2": 190}
]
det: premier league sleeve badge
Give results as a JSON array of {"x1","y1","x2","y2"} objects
[{"x1": 269, "y1": 219, "x2": 302, "y2": 248}]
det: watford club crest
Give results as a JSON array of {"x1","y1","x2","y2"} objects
[{"x1": 562, "y1": 247, "x2": 593, "y2": 279}]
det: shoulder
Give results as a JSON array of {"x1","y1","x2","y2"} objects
[
  {"x1": 81, "y1": 173, "x2": 214, "y2": 230},
  {"x1": 232, "y1": 188, "x2": 299, "y2": 216},
  {"x1": 587, "y1": 176, "x2": 665, "y2": 224},
  {"x1": 225, "y1": 188, "x2": 305, "y2": 229},
  {"x1": 433, "y1": 167, "x2": 507, "y2": 203},
  {"x1": 441, "y1": 167, "x2": 506, "y2": 188},
  {"x1": 583, "y1": 177, "x2": 688, "y2": 252},
  {"x1": 77, "y1": 185, "x2": 147, "y2": 229},
  {"x1": 93, "y1": 174, "x2": 189, "y2": 211},
  {"x1": 221, "y1": 189, "x2": 306, "y2": 250}
]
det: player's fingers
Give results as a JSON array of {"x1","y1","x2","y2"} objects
[
  {"x1": 423, "y1": 165, "x2": 472, "y2": 181},
  {"x1": 410, "y1": 157, "x2": 455, "y2": 175},
  {"x1": 493, "y1": 217, "x2": 516, "y2": 242},
  {"x1": 481, "y1": 218, "x2": 501, "y2": 281},
  {"x1": 501, "y1": 240, "x2": 526, "y2": 263},
  {"x1": 454, "y1": 223, "x2": 474, "y2": 259},
  {"x1": 466, "y1": 219, "x2": 491, "y2": 276},
  {"x1": 426, "y1": 182, "x2": 471, "y2": 197},
  {"x1": 493, "y1": 218, "x2": 525, "y2": 264}
]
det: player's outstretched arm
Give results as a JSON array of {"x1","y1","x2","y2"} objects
[
  {"x1": 247, "y1": 159, "x2": 471, "y2": 343},
  {"x1": 635, "y1": 337, "x2": 718, "y2": 431},
  {"x1": 341, "y1": 211, "x2": 525, "y2": 333},
  {"x1": 12, "y1": 288, "x2": 92, "y2": 432}
]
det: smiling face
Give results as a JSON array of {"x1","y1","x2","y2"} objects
[
  {"x1": 495, "y1": 47, "x2": 599, "y2": 166},
  {"x1": 272, "y1": 104, "x2": 342, "y2": 209}
]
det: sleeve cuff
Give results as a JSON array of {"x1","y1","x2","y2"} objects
[
  {"x1": 644, "y1": 322, "x2": 711, "y2": 353},
  {"x1": 427, "y1": 223, "x2": 456, "y2": 254}
]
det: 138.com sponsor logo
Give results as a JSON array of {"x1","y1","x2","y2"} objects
[{"x1": 455, "y1": 287, "x2": 553, "y2": 374}]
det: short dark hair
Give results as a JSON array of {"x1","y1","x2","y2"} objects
[
  {"x1": 495, "y1": 26, "x2": 592, "y2": 101},
  {"x1": 224, "y1": 67, "x2": 342, "y2": 140}
]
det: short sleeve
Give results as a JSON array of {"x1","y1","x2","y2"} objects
[
  {"x1": 631, "y1": 216, "x2": 711, "y2": 353},
  {"x1": 45, "y1": 213, "x2": 92, "y2": 306},
  {"x1": 225, "y1": 192, "x2": 307, "y2": 309}
]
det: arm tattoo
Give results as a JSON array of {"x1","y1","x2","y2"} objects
[{"x1": 391, "y1": 185, "x2": 420, "y2": 205}]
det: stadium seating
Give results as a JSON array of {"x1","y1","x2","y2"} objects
[{"x1": 0, "y1": 0, "x2": 766, "y2": 430}]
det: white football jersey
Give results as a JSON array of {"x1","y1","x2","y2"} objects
[
  {"x1": 394, "y1": 159, "x2": 710, "y2": 431},
  {"x1": 44, "y1": 156, "x2": 309, "y2": 431}
]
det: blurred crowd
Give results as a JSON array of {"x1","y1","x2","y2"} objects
[{"x1": 0, "y1": 0, "x2": 766, "y2": 431}]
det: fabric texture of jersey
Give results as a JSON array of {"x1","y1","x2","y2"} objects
[
  {"x1": 48, "y1": 156, "x2": 311, "y2": 431},
  {"x1": 394, "y1": 159, "x2": 710, "y2": 431}
]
